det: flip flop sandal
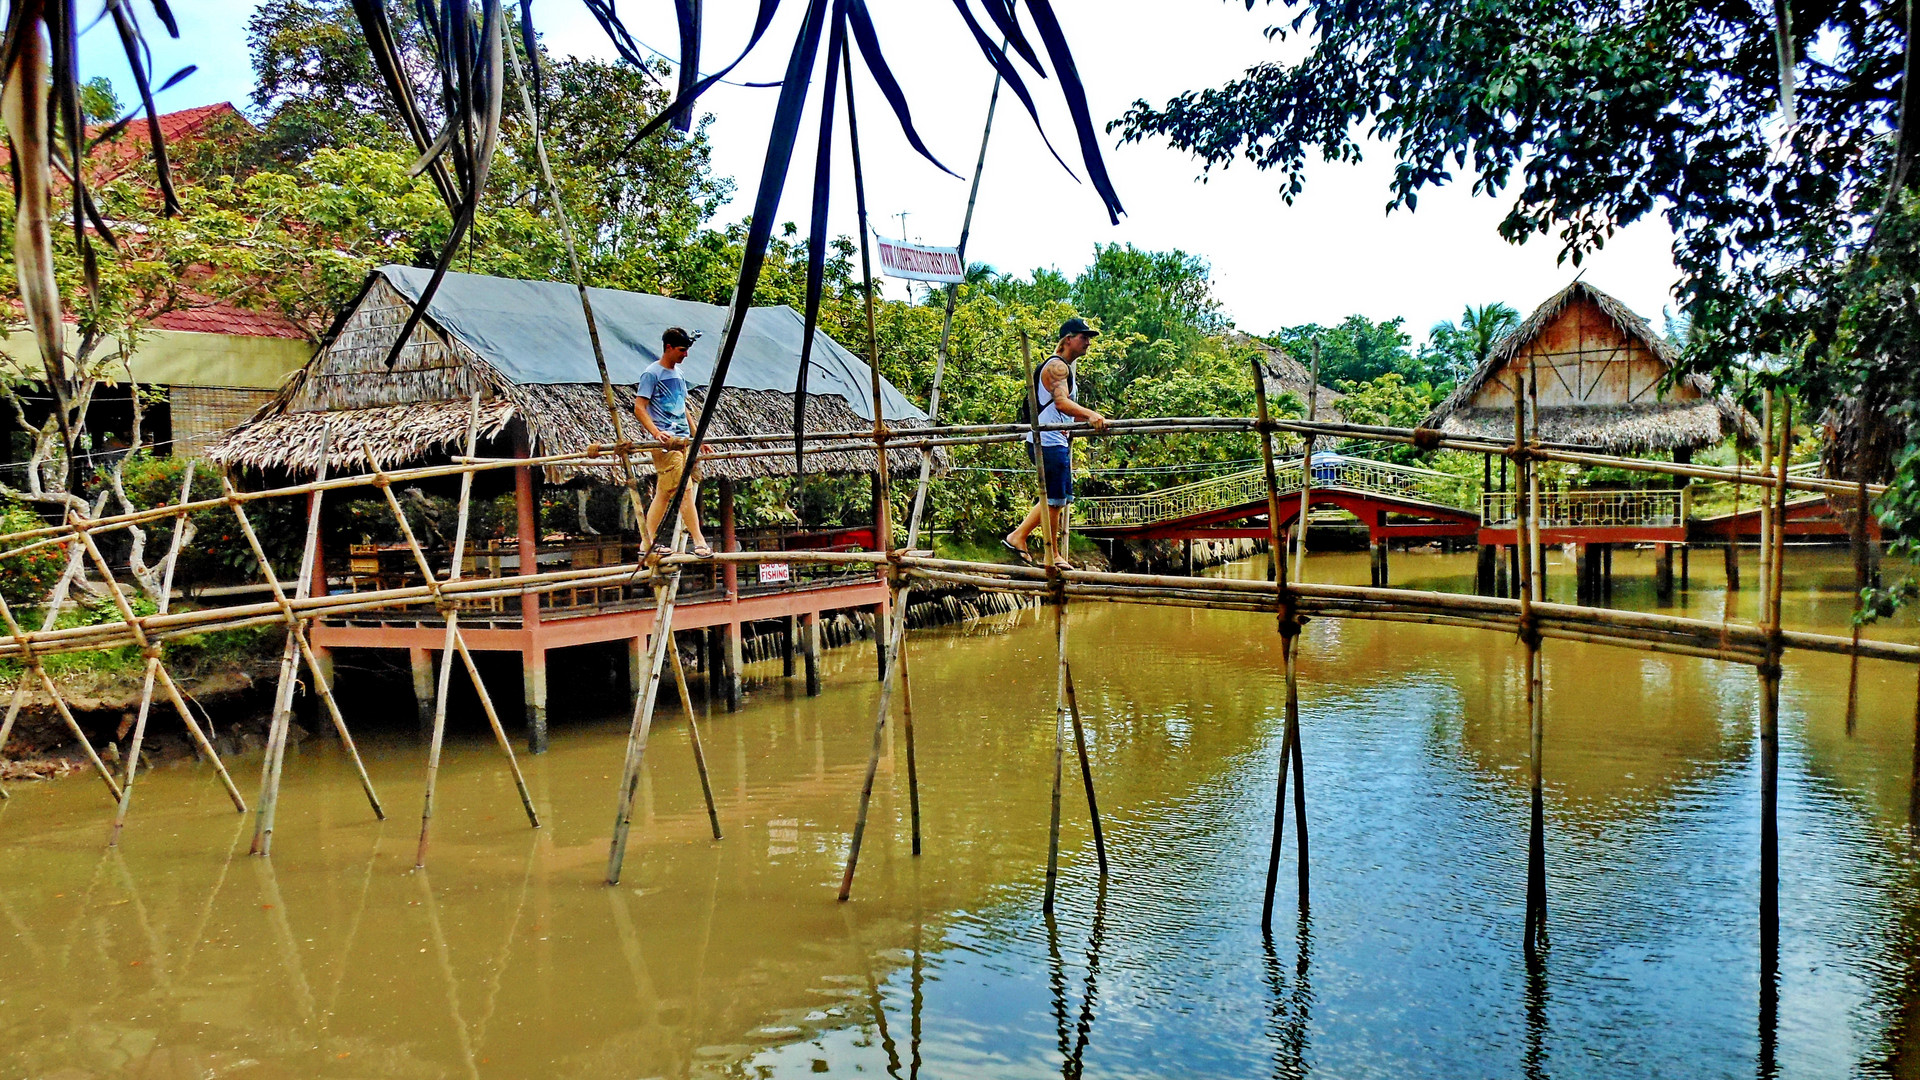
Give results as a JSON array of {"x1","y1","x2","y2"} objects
[
  {"x1": 1000, "y1": 537, "x2": 1034, "y2": 565},
  {"x1": 693, "y1": 545, "x2": 716, "y2": 559}
]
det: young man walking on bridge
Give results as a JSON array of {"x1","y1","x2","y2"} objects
[
  {"x1": 1004, "y1": 317, "x2": 1108, "y2": 569},
  {"x1": 635, "y1": 326, "x2": 715, "y2": 559}
]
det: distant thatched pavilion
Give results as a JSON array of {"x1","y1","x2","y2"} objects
[
  {"x1": 208, "y1": 266, "x2": 934, "y2": 750},
  {"x1": 1423, "y1": 281, "x2": 1756, "y2": 455},
  {"x1": 1431, "y1": 281, "x2": 1759, "y2": 604}
]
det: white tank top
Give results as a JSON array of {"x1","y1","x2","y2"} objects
[{"x1": 1034, "y1": 358, "x2": 1075, "y2": 448}]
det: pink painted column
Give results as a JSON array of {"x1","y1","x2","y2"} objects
[{"x1": 515, "y1": 429, "x2": 548, "y2": 753}]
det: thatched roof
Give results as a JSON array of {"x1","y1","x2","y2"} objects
[
  {"x1": 1227, "y1": 333, "x2": 1346, "y2": 421},
  {"x1": 1423, "y1": 281, "x2": 1756, "y2": 452},
  {"x1": 208, "y1": 270, "x2": 942, "y2": 483}
]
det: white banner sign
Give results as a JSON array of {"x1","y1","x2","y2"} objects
[
  {"x1": 874, "y1": 232, "x2": 964, "y2": 284},
  {"x1": 758, "y1": 562, "x2": 791, "y2": 584}
]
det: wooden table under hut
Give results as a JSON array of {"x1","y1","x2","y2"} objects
[
  {"x1": 1421, "y1": 280, "x2": 1758, "y2": 602},
  {"x1": 211, "y1": 265, "x2": 939, "y2": 751}
]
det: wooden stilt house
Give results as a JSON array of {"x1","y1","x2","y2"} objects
[
  {"x1": 209, "y1": 266, "x2": 940, "y2": 748},
  {"x1": 1423, "y1": 281, "x2": 1758, "y2": 601}
]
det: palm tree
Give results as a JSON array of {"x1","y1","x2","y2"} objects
[{"x1": 1426, "y1": 302, "x2": 1521, "y2": 384}]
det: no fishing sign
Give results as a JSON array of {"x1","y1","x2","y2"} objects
[{"x1": 874, "y1": 232, "x2": 963, "y2": 284}]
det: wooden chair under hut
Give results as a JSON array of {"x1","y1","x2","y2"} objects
[
  {"x1": 1421, "y1": 280, "x2": 1758, "y2": 601},
  {"x1": 209, "y1": 265, "x2": 941, "y2": 747}
]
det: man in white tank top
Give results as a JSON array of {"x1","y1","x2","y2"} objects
[{"x1": 1004, "y1": 317, "x2": 1108, "y2": 568}]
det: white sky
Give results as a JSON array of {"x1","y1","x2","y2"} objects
[{"x1": 89, "y1": 0, "x2": 1683, "y2": 343}]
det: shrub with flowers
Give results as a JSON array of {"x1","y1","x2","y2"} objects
[{"x1": 0, "y1": 500, "x2": 66, "y2": 608}]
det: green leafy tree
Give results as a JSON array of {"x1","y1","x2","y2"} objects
[
  {"x1": 1070, "y1": 244, "x2": 1228, "y2": 387},
  {"x1": 1266, "y1": 314, "x2": 1412, "y2": 386},
  {"x1": 1114, "y1": 0, "x2": 1919, "y2": 553},
  {"x1": 1421, "y1": 303, "x2": 1520, "y2": 389}
]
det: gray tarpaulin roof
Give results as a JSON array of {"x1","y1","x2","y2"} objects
[{"x1": 378, "y1": 265, "x2": 923, "y2": 422}]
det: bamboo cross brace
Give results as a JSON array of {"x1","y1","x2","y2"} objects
[
  {"x1": 226, "y1": 459, "x2": 333, "y2": 856},
  {"x1": 1253, "y1": 353, "x2": 1307, "y2": 928},
  {"x1": 369, "y1": 404, "x2": 540, "y2": 868},
  {"x1": 69, "y1": 514, "x2": 247, "y2": 818},
  {"x1": 111, "y1": 460, "x2": 248, "y2": 844},
  {"x1": 606, "y1": 557, "x2": 688, "y2": 885},
  {"x1": 0, "y1": 532, "x2": 92, "y2": 800},
  {"x1": 0, "y1": 587, "x2": 121, "y2": 804},
  {"x1": 668, "y1": 645, "x2": 722, "y2": 841}
]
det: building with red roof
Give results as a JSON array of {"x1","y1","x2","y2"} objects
[{"x1": 0, "y1": 103, "x2": 315, "y2": 457}]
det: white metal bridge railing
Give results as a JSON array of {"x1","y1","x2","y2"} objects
[
  {"x1": 1481, "y1": 489, "x2": 1683, "y2": 530},
  {"x1": 1078, "y1": 457, "x2": 1470, "y2": 528}
]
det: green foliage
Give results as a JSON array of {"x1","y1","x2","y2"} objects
[
  {"x1": 1421, "y1": 303, "x2": 1520, "y2": 390},
  {"x1": 1266, "y1": 315, "x2": 1412, "y2": 386},
  {"x1": 115, "y1": 454, "x2": 304, "y2": 591},
  {"x1": 1114, "y1": 0, "x2": 1920, "y2": 566},
  {"x1": 78, "y1": 77, "x2": 122, "y2": 126},
  {"x1": 0, "y1": 501, "x2": 65, "y2": 607},
  {"x1": 1329, "y1": 374, "x2": 1442, "y2": 465},
  {"x1": 1069, "y1": 244, "x2": 1227, "y2": 387}
]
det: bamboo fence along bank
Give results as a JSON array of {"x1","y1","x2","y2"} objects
[{"x1": 0, "y1": 386, "x2": 1910, "y2": 938}]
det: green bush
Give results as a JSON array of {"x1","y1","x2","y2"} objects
[
  {"x1": 0, "y1": 501, "x2": 67, "y2": 608},
  {"x1": 116, "y1": 453, "x2": 305, "y2": 592}
]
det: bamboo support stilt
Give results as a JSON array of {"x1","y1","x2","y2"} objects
[
  {"x1": 1759, "y1": 391, "x2": 1789, "y2": 972},
  {"x1": 1253, "y1": 354, "x2": 1307, "y2": 929},
  {"x1": 900, "y1": 642, "x2": 922, "y2": 857},
  {"x1": 1517, "y1": 369, "x2": 1548, "y2": 954},
  {"x1": 607, "y1": 561, "x2": 686, "y2": 885},
  {"x1": 669, "y1": 644, "x2": 722, "y2": 841},
  {"x1": 0, "y1": 539, "x2": 90, "y2": 801},
  {"x1": 234, "y1": 448, "x2": 330, "y2": 856},
  {"x1": 110, "y1": 462, "x2": 199, "y2": 844},
  {"x1": 1063, "y1": 663, "x2": 1105, "y2": 876},
  {"x1": 0, "y1": 591, "x2": 121, "y2": 804}
]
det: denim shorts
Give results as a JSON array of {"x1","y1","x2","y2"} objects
[{"x1": 1036, "y1": 442, "x2": 1073, "y2": 506}]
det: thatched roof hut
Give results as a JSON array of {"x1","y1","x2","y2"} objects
[
  {"x1": 1422, "y1": 281, "x2": 1756, "y2": 453},
  {"x1": 210, "y1": 266, "x2": 939, "y2": 483},
  {"x1": 1227, "y1": 333, "x2": 1346, "y2": 422}
]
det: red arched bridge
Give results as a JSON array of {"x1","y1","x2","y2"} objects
[
  {"x1": 1075, "y1": 457, "x2": 1481, "y2": 542},
  {"x1": 1074, "y1": 456, "x2": 1879, "y2": 549}
]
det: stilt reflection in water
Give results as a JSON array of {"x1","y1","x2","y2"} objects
[
  {"x1": 1524, "y1": 950, "x2": 1549, "y2": 1080},
  {"x1": 1047, "y1": 879, "x2": 1107, "y2": 1080},
  {"x1": 1262, "y1": 907, "x2": 1313, "y2": 1080}
]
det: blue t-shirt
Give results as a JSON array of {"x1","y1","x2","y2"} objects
[{"x1": 635, "y1": 361, "x2": 691, "y2": 439}]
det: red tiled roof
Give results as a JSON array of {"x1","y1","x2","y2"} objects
[
  {"x1": 0, "y1": 102, "x2": 255, "y2": 185},
  {"x1": 151, "y1": 303, "x2": 309, "y2": 340}
]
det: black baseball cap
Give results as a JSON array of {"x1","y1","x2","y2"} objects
[
  {"x1": 1058, "y1": 317, "x2": 1099, "y2": 341},
  {"x1": 662, "y1": 326, "x2": 699, "y2": 348}
]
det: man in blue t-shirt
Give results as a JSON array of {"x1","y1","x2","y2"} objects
[{"x1": 634, "y1": 326, "x2": 713, "y2": 558}]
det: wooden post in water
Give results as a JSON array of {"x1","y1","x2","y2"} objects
[
  {"x1": 669, "y1": 645, "x2": 722, "y2": 840},
  {"x1": 1252, "y1": 356, "x2": 1307, "y2": 929},
  {"x1": 1063, "y1": 663, "x2": 1106, "y2": 876},
  {"x1": 1517, "y1": 369, "x2": 1548, "y2": 954},
  {"x1": 1759, "y1": 390, "x2": 1789, "y2": 1000}
]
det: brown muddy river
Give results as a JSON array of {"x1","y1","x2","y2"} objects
[{"x1": 3, "y1": 547, "x2": 1918, "y2": 1078}]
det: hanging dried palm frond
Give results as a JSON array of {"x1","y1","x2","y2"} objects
[{"x1": 1, "y1": 0, "x2": 190, "y2": 485}]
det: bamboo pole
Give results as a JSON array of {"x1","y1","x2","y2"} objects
[
  {"x1": 0, "y1": 536, "x2": 89, "y2": 800},
  {"x1": 606, "y1": 449, "x2": 698, "y2": 885},
  {"x1": 1847, "y1": 468, "x2": 1869, "y2": 734},
  {"x1": 900, "y1": 640, "x2": 922, "y2": 857},
  {"x1": 0, "y1": 589, "x2": 121, "y2": 803},
  {"x1": 110, "y1": 461, "x2": 198, "y2": 844},
  {"x1": 385, "y1": 400, "x2": 540, "y2": 868},
  {"x1": 1517, "y1": 364, "x2": 1548, "y2": 954},
  {"x1": 1293, "y1": 339, "x2": 1322, "y2": 577},
  {"x1": 1062, "y1": 663, "x2": 1105, "y2": 876},
  {"x1": 235, "y1": 443, "x2": 331, "y2": 857},
  {"x1": 1759, "y1": 393, "x2": 1774, "y2": 623},
  {"x1": 668, "y1": 645, "x2": 722, "y2": 841},
  {"x1": 1759, "y1": 391, "x2": 1789, "y2": 962},
  {"x1": 1253, "y1": 353, "x2": 1304, "y2": 930}
]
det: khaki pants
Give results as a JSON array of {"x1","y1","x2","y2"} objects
[{"x1": 650, "y1": 447, "x2": 702, "y2": 490}]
